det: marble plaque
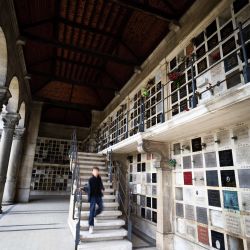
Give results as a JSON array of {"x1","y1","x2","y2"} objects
[
  {"x1": 194, "y1": 171, "x2": 205, "y2": 186},
  {"x1": 196, "y1": 207, "x2": 208, "y2": 225},
  {"x1": 133, "y1": 164, "x2": 137, "y2": 172},
  {"x1": 198, "y1": 226, "x2": 209, "y2": 245},
  {"x1": 227, "y1": 235, "x2": 244, "y2": 250},
  {"x1": 175, "y1": 187, "x2": 183, "y2": 201},
  {"x1": 195, "y1": 188, "x2": 207, "y2": 206},
  {"x1": 196, "y1": 71, "x2": 210, "y2": 88},
  {"x1": 133, "y1": 184, "x2": 137, "y2": 194},
  {"x1": 241, "y1": 191, "x2": 250, "y2": 211},
  {"x1": 176, "y1": 203, "x2": 184, "y2": 217},
  {"x1": 217, "y1": 130, "x2": 231, "y2": 148},
  {"x1": 182, "y1": 141, "x2": 191, "y2": 154},
  {"x1": 192, "y1": 137, "x2": 202, "y2": 152},
  {"x1": 221, "y1": 170, "x2": 236, "y2": 187},
  {"x1": 152, "y1": 211, "x2": 157, "y2": 223},
  {"x1": 219, "y1": 149, "x2": 234, "y2": 167},
  {"x1": 185, "y1": 204, "x2": 195, "y2": 221},
  {"x1": 177, "y1": 218, "x2": 186, "y2": 234},
  {"x1": 238, "y1": 169, "x2": 250, "y2": 188},
  {"x1": 193, "y1": 154, "x2": 203, "y2": 168},
  {"x1": 146, "y1": 209, "x2": 151, "y2": 220},
  {"x1": 183, "y1": 156, "x2": 192, "y2": 169},
  {"x1": 146, "y1": 185, "x2": 152, "y2": 196},
  {"x1": 146, "y1": 162, "x2": 151, "y2": 172},
  {"x1": 174, "y1": 157, "x2": 182, "y2": 170},
  {"x1": 224, "y1": 213, "x2": 241, "y2": 235},
  {"x1": 233, "y1": 125, "x2": 249, "y2": 144},
  {"x1": 147, "y1": 197, "x2": 151, "y2": 208},
  {"x1": 211, "y1": 230, "x2": 225, "y2": 250},
  {"x1": 223, "y1": 190, "x2": 239, "y2": 210},
  {"x1": 137, "y1": 195, "x2": 141, "y2": 205},
  {"x1": 211, "y1": 63, "x2": 224, "y2": 88},
  {"x1": 206, "y1": 170, "x2": 219, "y2": 186},
  {"x1": 147, "y1": 173, "x2": 151, "y2": 183},
  {"x1": 186, "y1": 222, "x2": 196, "y2": 240},
  {"x1": 137, "y1": 184, "x2": 141, "y2": 194},
  {"x1": 203, "y1": 134, "x2": 215, "y2": 150},
  {"x1": 141, "y1": 184, "x2": 146, "y2": 195},
  {"x1": 245, "y1": 216, "x2": 250, "y2": 237},
  {"x1": 210, "y1": 210, "x2": 224, "y2": 228},
  {"x1": 140, "y1": 195, "x2": 146, "y2": 206},
  {"x1": 208, "y1": 189, "x2": 221, "y2": 207},
  {"x1": 152, "y1": 186, "x2": 157, "y2": 196},
  {"x1": 183, "y1": 188, "x2": 194, "y2": 204},
  {"x1": 184, "y1": 172, "x2": 193, "y2": 185},
  {"x1": 204, "y1": 152, "x2": 217, "y2": 168},
  {"x1": 142, "y1": 173, "x2": 146, "y2": 183},
  {"x1": 236, "y1": 146, "x2": 250, "y2": 166},
  {"x1": 152, "y1": 197, "x2": 157, "y2": 209},
  {"x1": 141, "y1": 207, "x2": 145, "y2": 218},
  {"x1": 173, "y1": 143, "x2": 181, "y2": 155},
  {"x1": 175, "y1": 172, "x2": 183, "y2": 185}
]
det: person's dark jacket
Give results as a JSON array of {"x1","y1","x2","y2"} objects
[{"x1": 87, "y1": 175, "x2": 105, "y2": 201}]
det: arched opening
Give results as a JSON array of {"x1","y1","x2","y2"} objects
[
  {"x1": 0, "y1": 27, "x2": 7, "y2": 86},
  {"x1": 18, "y1": 101, "x2": 26, "y2": 128},
  {"x1": 6, "y1": 76, "x2": 19, "y2": 113}
]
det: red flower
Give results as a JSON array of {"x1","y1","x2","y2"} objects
[{"x1": 168, "y1": 71, "x2": 182, "y2": 81}]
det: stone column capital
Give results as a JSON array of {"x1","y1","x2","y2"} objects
[
  {"x1": 1, "y1": 113, "x2": 21, "y2": 130},
  {"x1": 13, "y1": 128, "x2": 26, "y2": 140},
  {"x1": 0, "y1": 87, "x2": 11, "y2": 112}
]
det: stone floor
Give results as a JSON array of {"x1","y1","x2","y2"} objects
[{"x1": 0, "y1": 196, "x2": 156, "y2": 250}]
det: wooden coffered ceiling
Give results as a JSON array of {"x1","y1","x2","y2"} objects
[{"x1": 14, "y1": 0, "x2": 195, "y2": 127}]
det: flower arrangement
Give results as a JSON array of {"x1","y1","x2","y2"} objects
[
  {"x1": 168, "y1": 159, "x2": 177, "y2": 168},
  {"x1": 168, "y1": 71, "x2": 183, "y2": 81}
]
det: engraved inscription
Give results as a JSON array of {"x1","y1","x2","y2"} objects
[
  {"x1": 238, "y1": 169, "x2": 250, "y2": 188},
  {"x1": 185, "y1": 204, "x2": 195, "y2": 221},
  {"x1": 194, "y1": 171, "x2": 205, "y2": 186},
  {"x1": 196, "y1": 207, "x2": 208, "y2": 225},
  {"x1": 204, "y1": 152, "x2": 217, "y2": 168},
  {"x1": 224, "y1": 213, "x2": 241, "y2": 235},
  {"x1": 193, "y1": 154, "x2": 203, "y2": 168}
]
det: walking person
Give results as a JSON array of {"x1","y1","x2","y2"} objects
[{"x1": 88, "y1": 166, "x2": 105, "y2": 234}]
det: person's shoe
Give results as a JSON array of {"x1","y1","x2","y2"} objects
[{"x1": 89, "y1": 226, "x2": 94, "y2": 234}]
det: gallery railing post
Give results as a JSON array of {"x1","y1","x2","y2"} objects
[
  {"x1": 161, "y1": 84, "x2": 165, "y2": 123},
  {"x1": 191, "y1": 54, "x2": 198, "y2": 108},
  {"x1": 139, "y1": 96, "x2": 145, "y2": 132}
]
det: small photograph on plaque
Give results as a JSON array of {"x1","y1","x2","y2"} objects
[
  {"x1": 196, "y1": 206, "x2": 208, "y2": 225},
  {"x1": 185, "y1": 204, "x2": 195, "y2": 221},
  {"x1": 221, "y1": 170, "x2": 236, "y2": 187},
  {"x1": 238, "y1": 169, "x2": 250, "y2": 188},
  {"x1": 183, "y1": 156, "x2": 192, "y2": 169},
  {"x1": 184, "y1": 172, "x2": 193, "y2": 185},
  {"x1": 208, "y1": 189, "x2": 221, "y2": 207},
  {"x1": 219, "y1": 149, "x2": 234, "y2": 167},
  {"x1": 192, "y1": 137, "x2": 202, "y2": 152},
  {"x1": 206, "y1": 170, "x2": 219, "y2": 186},
  {"x1": 193, "y1": 154, "x2": 203, "y2": 168},
  {"x1": 204, "y1": 152, "x2": 217, "y2": 168},
  {"x1": 223, "y1": 191, "x2": 239, "y2": 210},
  {"x1": 176, "y1": 203, "x2": 184, "y2": 217},
  {"x1": 227, "y1": 235, "x2": 244, "y2": 250},
  {"x1": 175, "y1": 187, "x2": 183, "y2": 201},
  {"x1": 198, "y1": 225, "x2": 209, "y2": 245},
  {"x1": 211, "y1": 230, "x2": 225, "y2": 250}
]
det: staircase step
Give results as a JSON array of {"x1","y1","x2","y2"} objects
[
  {"x1": 79, "y1": 165, "x2": 107, "y2": 170},
  {"x1": 78, "y1": 152, "x2": 105, "y2": 157},
  {"x1": 81, "y1": 202, "x2": 119, "y2": 211},
  {"x1": 78, "y1": 155, "x2": 106, "y2": 161},
  {"x1": 80, "y1": 210, "x2": 122, "y2": 219},
  {"x1": 78, "y1": 160, "x2": 106, "y2": 165},
  {"x1": 82, "y1": 194, "x2": 116, "y2": 201},
  {"x1": 80, "y1": 228, "x2": 127, "y2": 242},
  {"x1": 81, "y1": 176, "x2": 109, "y2": 181},
  {"x1": 81, "y1": 181, "x2": 112, "y2": 188},
  {"x1": 80, "y1": 219, "x2": 125, "y2": 230},
  {"x1": 78, "y1": 239, "x2": 132, "y2": 250}
]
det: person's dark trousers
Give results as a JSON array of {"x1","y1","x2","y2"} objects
[{"x1": 88, "y1": 196, "x2": 103, "y2": 226}]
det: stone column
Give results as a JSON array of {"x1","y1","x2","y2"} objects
[
  {"x1": 2, "y1": 128, "x2": 25, "y2": 205},
  {"x1": 0, "y1": 87, "x2": 11, "y2": 112},
  {"x1": 16, "y1": 102, "x2": 42, "y2": 202},
  {"x1": 0, "y1": 112, "x2": 20, "y2": 213},
  {"x1": 137, "y1": 139, "x2": 174, "y2": 250}
]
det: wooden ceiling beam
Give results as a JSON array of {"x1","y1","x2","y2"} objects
[
  {"x1": 111, "y1": 0, "x2": 176, "y2": 22},
  {"x1": 23, "y1": 32, "x2": 138, "y2": 66}
]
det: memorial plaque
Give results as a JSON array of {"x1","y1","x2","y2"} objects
[
  {"x1": 146, "y1": 209, "x2": 151, "y2": 220},
  {"x1": 195, "y1": 188, "x2": 207, "y2": 206},
  {"x1": 141, "y1": 207, "x2": 145, "y2": 218},
  {"x1": 147, "y1": 173, "x2": 151, "y2": 183},
  {"x1": 194, "y1": 171, "x2": 205, "y2": 186},
  {"x1": 133, "y1": 184, "x2": 137, "y2": 194},
  {"x1": 227, "y1": 235, "x2": 244, "y2": 250},
  {"x1": 152, "y1": 198, "x2": 157, "y2": 209},
  {"x1": 152, "y1": 186, "x2": 157, "y2": 196},
  {"x1": 146, "y1": 162, "x2": 151, "y2": 172},
  {"x1": 196, "y1": 207, "x2": 208, "y2": 225},
  {"x1": 224, "y1": 53, "x2": 238, "y2": 72},
  {"x1": 211, "y1": 63, "x2": 225, "y2": 94},
  {"x1": 133, "y1": 164, "x2": 137, "y2": 172},
  {"x1": 146, "y1": 185, "x2": 152, "y2": 196},
  {"x1": 224, "y1": 213, "x2": 241, "y2": 235},
  {"x1": 177, "y1": 218, "x2": 186, "y2": 234},
  {"x1": 174, "y1": 157, "x2": 182, "y2": 170},
  {"x1": 137, "y1": 195, "x2": 141, "y2": 205},
  {"x1": 183, "y1": 188, "x2": 194, "y2": 204},
  {"x1": 175, "y1": 187, "x2": 183, "y2": 200},
  {"x1": 137, "y1": 184, "x2": 141, "y2": 194},
  {"x1": 236, "y1": 146, "x2": 250, "y2": 166},
  {"x1": 222, "y1": 37, "x2": 236, "y2": 56},
  {"x1": 241, "y1": 191, "x2": 250, "y2": 211},
  {"x1": 203, "y1": 134, "x2": 215, "y2": 150},
  {"x1": 238, "y1": 169, "x2": 250, "y2": 188},
  {"x1": 208, "y1": 189, "x2": 221, "y2": 207},
  {"x1": 175, "y1": 172, "x2": 183, "y2": 185},
  {"x1": 221, "y1": 21, "x2": 233, "y2": 40},
  {"x1": 198, "y1": 226, "x2": 209, "y2": 245},
  {"x1": 245, "y1": 216, "x2": 250, "y2": 237},
  {"x1": 204, "y1": 152, "x2": 217, "y2": 168},
  {"x1": 196, "y1": 71, "x2": 210, "y2": 88},
  {"x1": 184, "y1": 172, "x2": 193, "y2": 185},
  {"x1": 210, "y1": 210, "x2": 224, "y2": 228},
  {"x1": 146, "y1": 197, "x2": 151, "y2": 208},
  {"x1": 176, "y1": 203, "x2": 184, "y2": 217},
  {"x1": 141, "y1": 173, "x2": 146, "y2": 183},
  {"x1": 193, "y1": 154, "x2": 203, "y2": 168},
  {"x1": 223, "y1": 190, "x2": 239, "y2": 210},
  {"x1": 152, "y1": 211, "x2": 157, "y2": 223},
  {"x1": 219, "y1": 149, "x2": 234, "y2": 167},
  {"x1": 211, "y1": 230, "x2": 225, "y2": 250},
  {"x1": 140, "y1": 195, "x2": 146, "y2": 206},
  {"x1": 197, "y1": 58, "x2": 208, "y2": 74},
  {"x1": 221, "y1": 170, "x2": 236, "y2": 187},
  {"x1": 206, "y1": 170, "x2": 219, "y2": 186},
  {"x1": 186, "y1": 223, "x2": 196, "y2": 240},
  {"x1": 192, "y1": 137, "x2": 202, "y2": 152},
  {"x1": 217, "y1": 130, "x2": 231, "y2": 148},
  {"x1": 183, "y1": 156, "x2": 192, "y2": 169},
  {"x1": 185, "y1": 204, "x2": 195, "y2": 221},
  {"x1": 208, "y1": 34, "x2": 218, "y2": 51},
  {"x1": 182, "y1": 141, "x2": 191, "y2": 154},
  {"x1": 141, "y1": 184, "x2": 146, "y2": 195}
]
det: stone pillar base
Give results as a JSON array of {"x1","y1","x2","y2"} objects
[{"x1": 156, "y1": 231, "x2": 174, "y2": 250}]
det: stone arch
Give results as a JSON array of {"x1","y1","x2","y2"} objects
[
  {"x1": 18, "y1": 101, "x2": 26, "y2": 128},
  {"x1": 6, "y1": 76, "x2": 19, "y2": 113},
  {"x1": 0, "y1": 26, "x2": 7, "y2": 86}
]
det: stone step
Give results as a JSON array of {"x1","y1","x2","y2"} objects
[
  {"x1": 80, "y1": 228, "x2": 127, "y2": 242},
  {"x1": 81, "y1": 176, "x2": 109, "y2": 182},
  {"x1": 82, "y1": 194, "x2": 116, "y2": 202},
  {"x1": 78, "y1": 156, "x2": 106, "y2": 161},
  {"x1": 78, "y1": 160, "x2": 106, "y2": 165},
  {"x1": 81, "y1": 202, "x2": 119, "y2": 211},
  {"x1": 79, "y1": 170, "x2": 108, "y2": 176},
  {"x1": 81, "y1": 181, "x2": 112, "y2": 188},
  {"x1": 80, "y1": 219, "x2": 125, "y2": 230},
  {"x1": 78, "y1": 152, "x2": 105, "y2": 157},
  {"x1": 79, "y1": 165, "x2": 107, "y2": 170},
  {"x1": 78, "y1": 239, "x2": 132, "y2": 250},
  {"x1": 80, "y1": 210, "x2": 122, "y2": 219}
]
